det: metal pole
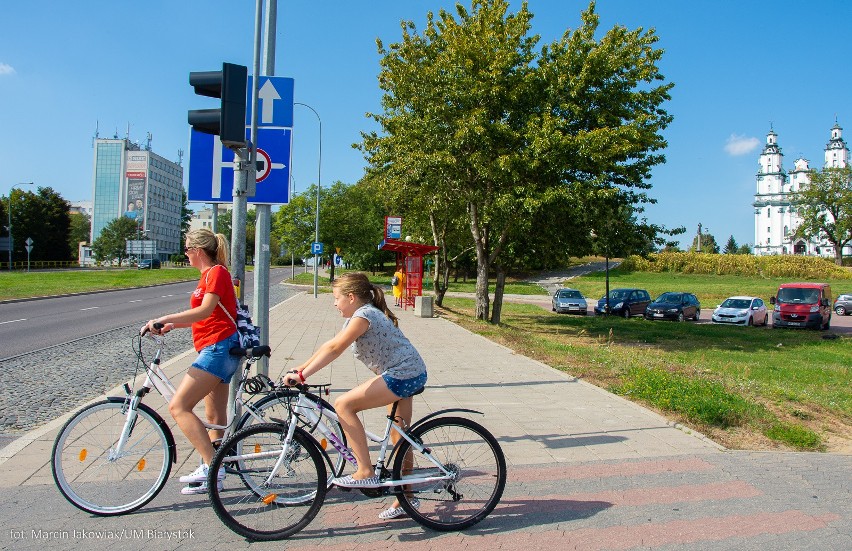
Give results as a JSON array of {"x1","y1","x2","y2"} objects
[
  {"x1": 294, "y1": 102, "x2": 321, "y2": 298},
  {"x1": 229, "y1": 0, "x2": 264, "y2": 418},
  {"x1": 251, "y1": 0, "x2": 277, "y2": 376},
  {"x1": 7, "y1": 182, "x2": 33, "y2": 271}
]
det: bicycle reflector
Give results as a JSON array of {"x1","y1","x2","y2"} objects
[
  {"x1": 262, "y1": 494, "x2": 277, "y2": 505},
  {"x1": 137, "y1": 459, "x2": 146, "y2": 471},
  {"x1": 78, "y1": 449, "x2": 88, "y2": 462},
  {"x1": 320, "y1": 438, "x2": 328, "y2": 450}
]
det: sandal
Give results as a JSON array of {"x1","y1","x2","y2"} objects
[
  {"x1": 331, "y1": 474, "x2": 382, "y2": 488},
  {"x1": 379, "y1": 498, "x2": 420, "y2": 520}
]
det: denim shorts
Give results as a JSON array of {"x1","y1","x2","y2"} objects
[
  {"x1": 191, "y1": 332, "x2": 241, "y2": 383},
  {"x1": 382, "y1": 372, "x2": 427, "y2": 399}
]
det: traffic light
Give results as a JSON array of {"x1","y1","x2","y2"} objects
[{"x1": 188, "y1": 62, "x2": 247, "y2": 148}]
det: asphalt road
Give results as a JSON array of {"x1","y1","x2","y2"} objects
[{"x1": 0, "y1": 268, "x2": 292, "y2": 360}]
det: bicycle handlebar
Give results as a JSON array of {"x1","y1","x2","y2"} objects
[{"x1": 229, "y1": 345, "x2": 272, "y2": 359}]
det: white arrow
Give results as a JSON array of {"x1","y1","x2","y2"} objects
[{"x1": 258, "y1": 80, "x2": 281, "y2": 124}]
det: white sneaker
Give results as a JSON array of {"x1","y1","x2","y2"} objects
[
  {"x1": 180, "y1": 479, "x2": 223, "y2": 495},
  {"x1": 179, "y1": 463, "x2": 226, "y2": 483}
]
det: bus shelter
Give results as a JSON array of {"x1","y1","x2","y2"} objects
[{"x1": 379, "y1": 239, "x2": 438, "y2": 309}]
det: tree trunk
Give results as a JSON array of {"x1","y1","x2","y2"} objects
[
  {"x1": 490, "y1": 265, "x2": 506, "y2": 324},
  {"x1": 469, "y1": 202, "x2": 490, "y2": 321}
]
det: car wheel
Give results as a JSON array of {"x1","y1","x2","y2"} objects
[
  {"x1": 693, "y1": 309, "x2": 700, "y2": 321},
  {"x1": 677, "y1": 312, "x2": 685, "y2": 322},
  {"x1": 836, "y1": 305, "x2": 847, "y2": 316},
  {"x1": 622, "y1": 309, "x2": 630, "y2": 319},
  {"x1": 747, "y1": 316, "x2": 753, "y2": 326}
]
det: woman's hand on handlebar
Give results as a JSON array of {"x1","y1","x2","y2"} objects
[
  {"x1": 141, "y1": 320, "x2": 174, "y2": 336},
  {"x1": 281, "y1": 370, "x2": 304, "y2": 387}
]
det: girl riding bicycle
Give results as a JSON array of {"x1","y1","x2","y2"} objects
[
  {"x1": 143, "y1": 228, "x2": 240, "y2": 495},
  {"x1": 282, "y1": 271, "x2": 427, "y2": 519}
]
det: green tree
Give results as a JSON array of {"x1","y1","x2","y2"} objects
[
  {"x1": 736, "y1": 243, "x2": 752, "y2": 255},
  {"x1": 360, "y1": 0, "x2": 673, "y2": 323},
  {"x1": 9, "y1": 187, "x2": 72, "y2": 263},
  {"x1": 91, "y1": 216, "x2": 138, "y2": 265},
  {"x1": 792, "y1": 165, "x2": 852, "y2": 265},
  {"x1": 179, "y1": 191, "x2": 193, "y2": 255},
  {"x1": 68, "y1": 212, "x2": 91, "y2": 260},
  {"x1": 723, "y1": 235, "x2": 738, "y2": 254}
]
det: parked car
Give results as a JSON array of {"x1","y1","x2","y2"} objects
[
  {"x1": 770, "y1": 282, "x2": 831, "y2": 329},
  {"x1": 644, "y1": 292, "x2": 701, "y2": 322},
  {"x1": 552, "y1": 288, "x2": 587, "y2": 315},
  {"x1": 138, "y1": 258, "x2": 162, "y2": 269},
  {"x1": 594, "y1": 288, "x2": 651, "y2": 318},
  {"x1": 834, "y1": 294, "x2": 852, "y2": 316},
  {"x1": 711, "y1": 296, "x2": 768, "y2": 326}
]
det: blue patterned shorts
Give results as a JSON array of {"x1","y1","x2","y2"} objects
[{"x1": 382, "y1": 372, "x2": 427, "y2": 399}]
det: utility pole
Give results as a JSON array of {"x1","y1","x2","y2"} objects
[{"x1": 252, "y1": 0, "x2": 277, "y2": 376}]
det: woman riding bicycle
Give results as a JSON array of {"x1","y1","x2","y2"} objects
[
  {"x1": 143, "y1": 228, "x2": 241, "y2": 495},
  {"x1": 281, "y1": 271, "x2": 427, "y2": 519}
]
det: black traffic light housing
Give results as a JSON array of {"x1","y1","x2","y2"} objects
[{"x1": 188, "y1": 62, "x2": 247, "y2": 148}]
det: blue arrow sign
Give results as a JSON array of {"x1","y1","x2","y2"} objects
[
  {"x1": 188, "y1": 127, "x2": 292, "y2": 204},
  {"x1": 247, "y1": 76, "x2": 294, "y2": 128}
]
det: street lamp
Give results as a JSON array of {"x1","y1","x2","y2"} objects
[
  {"x1": 294, "y1": 102, "x2": 322, "y2": 298},
  {"x1": 6, "y1": 182, "x2": 34, "y2": 271}
]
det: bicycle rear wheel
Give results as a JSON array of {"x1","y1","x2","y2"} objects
[
  {"x1": 392, "y1": 416, "x2": 506, "y2": 531},
  {"x1": 238, "y1": 389, "x2": 346, "y2": 480},
  {"x1": 51, "y1": 398, "x2": 173, "y2": 516},
  {"x1": 209, "y1": 423, "x2": 327, "y2": 541}
]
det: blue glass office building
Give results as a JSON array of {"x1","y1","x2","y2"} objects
[{"x1": 91, "y1": 139, "x2": 184, "y2": 260}]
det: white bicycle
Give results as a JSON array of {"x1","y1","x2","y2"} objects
[{"x1": 51, "y1": 327, "x2": 287, "y2": 516}]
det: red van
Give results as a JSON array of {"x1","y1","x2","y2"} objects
[{"x1": 770, "y1": 282, "x2": 832, "y2": 330}]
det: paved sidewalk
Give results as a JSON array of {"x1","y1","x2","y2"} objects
[{"x1": 1, "y1": 290, "x2": 849, "y2": 550}]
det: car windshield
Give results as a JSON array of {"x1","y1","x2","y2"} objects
[
  {"x1": 777, "y1": 288, "x2": 820, "y2": 304},
  {"x1": 607, "y1": 290, "x2": 631, "y2": 300},
  {"x1": 720, "y1": 298, "x2": 751, "y2": 309},
  {"x1": 655, "y1": 292, "x2": 683, "y2": 303},
  {"x1": 556, "y1": 290, "x2": 583, "y2": 299}
]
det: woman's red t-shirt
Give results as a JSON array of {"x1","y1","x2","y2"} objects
[{"x1": 191, "y1": 265, "x2": 238, "y2": 351}]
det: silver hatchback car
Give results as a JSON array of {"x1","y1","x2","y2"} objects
[{"x1": 552, "y1": 288, "x2": 588, "y2": 315}]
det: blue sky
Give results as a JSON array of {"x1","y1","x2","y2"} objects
[{"x1": 2, "y1": 1, "x2": 850, "y2": 249}]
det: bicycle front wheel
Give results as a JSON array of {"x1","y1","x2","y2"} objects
[
  {"x1": 51, "y1": 398, "x2": 173, "y2": 516},
  {"x1": 392, "y1": 416, "x2": 506, "y2": 531},
  {"x1": 209, "y1": 423, "x2": 327, "y2": 541}
]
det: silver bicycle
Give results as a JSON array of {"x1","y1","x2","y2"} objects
[
  {"x1": 51, "y1": 328, "x2": 280, "y2": 516},
  {"x1": 207, "y1": 383, "x2": 507, "y2": 541}
]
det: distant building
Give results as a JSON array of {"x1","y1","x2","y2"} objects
[
  {"x1": 752, "y1": 123, "x2": 851, "y2": 257},
  {"x1": 69, "y1": 200, "x2": 93, "y2": 217},
  {"x1": 91, "y1": 138, "x2": 184, "y2": 261}
]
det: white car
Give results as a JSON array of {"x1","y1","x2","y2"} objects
[{"x1": 711, "y1": 296, "x2": 768, "y2": 326}]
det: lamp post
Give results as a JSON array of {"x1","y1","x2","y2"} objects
[
  {"x1": 6, "y1": 182, "x2": 34, "y2": 271},
  {"x1": 294, "y1": 102, "x2": 322, "y2": 298}
]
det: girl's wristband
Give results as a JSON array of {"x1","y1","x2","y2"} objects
[{"x1": 297, "y1": 370, "x2": 306, "y2": 383}]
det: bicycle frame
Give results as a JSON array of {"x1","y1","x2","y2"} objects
[
  {"x1": 245, "y1": 389, "x2": 465, "y2": 489},
  {"x1": 113, "y1": 334, "x2": 266, "y2": 460}
]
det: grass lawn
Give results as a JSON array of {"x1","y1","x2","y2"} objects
[
  {"x1": 438, "y1": 296, "x2": 851, "y2": 453},
  {"x1": 0, "y1": 268, "x2": 199, "y2": 300}
]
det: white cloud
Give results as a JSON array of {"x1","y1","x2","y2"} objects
[
  {"x1": 724, "y1": 134, "x2": 760, "y2": 156},
  {"x1": 0, "y1": 63, "x2": 16, "y2": 76}
]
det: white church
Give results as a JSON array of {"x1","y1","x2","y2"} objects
[{"x1": 752, "y1": 122, "x2": 851, "y2": 257}]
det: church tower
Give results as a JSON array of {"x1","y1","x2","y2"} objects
[
  {"x1": 753, "y1": 129, "x2": 788, "y2": 255},
  {"x1": 824, "y1": 122, "x2": 849, "y2": 168}
]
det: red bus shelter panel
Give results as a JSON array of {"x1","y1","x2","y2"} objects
[{"x1": 379, "y1": 239, "x2": 438, "y2": 310}]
